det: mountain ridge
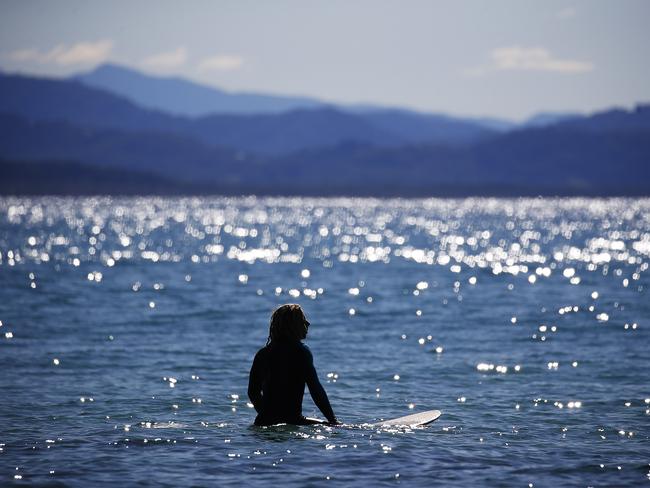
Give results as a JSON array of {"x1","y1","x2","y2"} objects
[
  {"x1": 1, "y1": 70, "x2": 649, "y2": 196},
  {"x1": 74, "y1": 63, "x2": 326, "y2": 117},
  {"x1": 75, "y1": 63, "x2": 518, "y2": 132},
  {"x1": 0, "y1": 71, "x2": 499, "y2": 154}
]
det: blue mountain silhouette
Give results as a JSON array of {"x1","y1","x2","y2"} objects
[
  {"x1": 1, "y1": 71, "x2": 648, "y2": 196},
  {"x1": 75, "y1": 63, "x2": 325, "y2": 116}
]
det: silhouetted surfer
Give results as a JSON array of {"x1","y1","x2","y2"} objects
[{"x1": 248, "y1": 304, "x2": 339, "y2": 426}]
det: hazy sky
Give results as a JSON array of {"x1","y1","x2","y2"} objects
[{"x1": 1, "y1": 0, "x2": 648, "y2": 120}]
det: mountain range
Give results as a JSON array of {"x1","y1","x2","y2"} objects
[
  {"x1": 75, "y1": 63, "x2": 326, "y2": 117},
  {"x1": 0, "y1": 69, "x2": 497, "y2": 154},
  {"x1": 0, "y1": 64, "x2": 648, "y2": 196}
]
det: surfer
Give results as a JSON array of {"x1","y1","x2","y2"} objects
[{"x1": 248, "y1": 304, "x2": 339, "y2": 426}]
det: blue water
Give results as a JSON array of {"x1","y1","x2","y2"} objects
[{"x1": 1, "y1": 197, "x2": 649, "y2": 486}]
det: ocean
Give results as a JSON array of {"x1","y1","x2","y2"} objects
[{"x1": 1, "y1": 196, "x2": 648, "y2": 486}]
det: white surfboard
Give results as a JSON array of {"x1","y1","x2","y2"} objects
[
  {"x1": 374, "y1": 409, "x2": 442, "y2": 427},
  {"x1": 304, "y1": 409, "x2": 441, "y2": 427}
]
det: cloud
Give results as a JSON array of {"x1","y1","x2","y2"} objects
[
  {"x1": 9, "y1": 40, "x2": 113, "y2": 66},
  {"x1": 142, "y1": 47, "x2": 187, "y2": 70},
  {"x1": 491, "y1": 46, "x2": 593, "y2": 73},
  {"x1": 465, "y1": 46, "x2": 593, "y2": 76},
  {"x1": 197, "y1": 54, "x2": 244, "y2": 72}
]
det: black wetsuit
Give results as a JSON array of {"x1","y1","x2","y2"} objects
[{"x1": 248, "y1": 340, "x2": 336, "y2": 426}]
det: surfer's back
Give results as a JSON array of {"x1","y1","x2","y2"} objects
[{"x1": 249, "y1": 341, "x2": 311, "y2": 425}]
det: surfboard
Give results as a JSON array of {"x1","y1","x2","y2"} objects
[
  {"x1": 374, "y1": 409, "x2": 442, "y2": 427},
  {"x1": 304, "y1": 409, "x2": 441, "y2": 427}
]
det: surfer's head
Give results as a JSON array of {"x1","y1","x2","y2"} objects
[{"x1": 267, "y1": 304, "x2": 309, "y2": 345}]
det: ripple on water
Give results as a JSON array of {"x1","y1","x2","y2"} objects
[{"x1": 0, "y1": 196, "x2": 649, "y2": 486}]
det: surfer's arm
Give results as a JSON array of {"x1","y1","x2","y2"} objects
[
  {"x1": 247, "y1": 352, "x2": 263, "y2": 413},
  {"x1": 304, "y1": 349, "x2": 337, "y2": 424}
]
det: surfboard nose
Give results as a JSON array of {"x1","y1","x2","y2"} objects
[{"x1": 376, "y1": 409, "x2": 442, "y2": 427}]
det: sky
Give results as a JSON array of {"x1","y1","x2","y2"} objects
[{"x1": 1, "y1": 0, "x2": 649, "y2": 120}]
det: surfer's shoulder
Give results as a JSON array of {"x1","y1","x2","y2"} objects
[{"x1": 254, "y1": 345, "x2": 270, "y2": 359}]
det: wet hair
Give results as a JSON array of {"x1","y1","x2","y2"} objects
[{"x1": 266, "y1": 304, "x2": 310, "y2": 345}]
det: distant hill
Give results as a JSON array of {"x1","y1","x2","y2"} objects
[
  {"x1": 352, "y1": 109, "x2": 492, "y2": 145},
  {"x1": 0, "y1": 72, "x2": 497, "y2": 154},
  {"x1": 75, "y1": 63, "x2": 508, "y2": 135},
  {"x1": 0, "y1": 159, "x2": 206, "y2": 195},
  {"x1": 1, "y1": 111, "x2": 648, "y2": 196},
  {"x1": 187, "y1": 108, "x2": 403, "y2": 154},
  {"x1": 1, "y1": 70, "x2": 649, "y2": 196},
  {"x1": 0, "y1": 72, "x2": 181, "y2": 133},
  {"x1": 0, "y1": 113, "x2": 251, "y2": 183},
  {"x1": 75, "y1": 63, "x2": 325, "y2": 116},
  {"x1": 262, "y1": 128, "x2": 650, "y2": 195},
  {"x1": 557, "y1": 104, "x2": 650, "y2": 132}
]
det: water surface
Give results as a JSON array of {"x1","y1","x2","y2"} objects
[{"x1": 1, "y1": 197, "x2": 649, "y2": 486}]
